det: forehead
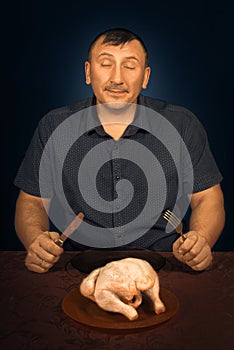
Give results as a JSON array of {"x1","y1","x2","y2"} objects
[{"x1": 90, "y1": 36, "x2": 146, "y2": 60}]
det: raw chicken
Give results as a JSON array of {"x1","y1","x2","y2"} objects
[{"x1": 80, "y1": 257, "x2": 166, "y2": 320}]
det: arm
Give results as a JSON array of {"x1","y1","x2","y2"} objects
[
  {"x1": 15, "y1": 190, "x2": 50, "y2": 248},
  {"x1": 15, "y1": 190, "x2": 63, "y2": 273},
  {"x1": 189, "y1": 184, "x2": 225, "y2": 247},
  {"x1": 173, "y1": 184, "x2": 225, "y2": 270}
]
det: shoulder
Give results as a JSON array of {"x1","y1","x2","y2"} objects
[
  {"x1": 38, "y1": 97, "x2": 93, "y2": 130},
  {"x1": 140, "y1": 94, "x2": 206, "y2": 136},
  {"x1": 30, "y1": 97, "x2": 93, "y2": 145},
  {"x1": 41, "y1": 97, "x2": 93, "y2": 121},
  {"x1": 140, "y1": 94, "x2": 198, "y2": 122}
]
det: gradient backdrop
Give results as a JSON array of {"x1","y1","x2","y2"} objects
[{"x1": 3, "y1": 0, "x2": 234, "y2": 250}]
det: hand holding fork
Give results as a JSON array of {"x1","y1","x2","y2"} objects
[{"x1": 163, "y1": 210, "x2": 212, "y2": 271}]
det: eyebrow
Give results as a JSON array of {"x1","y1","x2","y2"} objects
[{"x1": 97, "y1": 52, "x2": 140, "y2": 62}]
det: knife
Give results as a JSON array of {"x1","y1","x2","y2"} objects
[{"x1": 54, "y1": 212, "x2": 84, "y2": 247}]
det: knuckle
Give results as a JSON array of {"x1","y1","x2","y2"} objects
[
  {"x1": 47, "y1": 255, "x2": 56, "y2": 263},
  {"x1": 191, "y1": 265, "x2": 201, "y2": 271},
  {"x1": 26, "y1": 264, "x2": 36, "y2": 272},
  {"x1": 191, "y1": 256, "x2": 199, "y2": 265},
  {"x1": 190, "y1": 248, "x2": 198, "y2": 257},
  {"x1": 53, "y1": 246, "x2": 64, "y2": 256},
  {"x1": 45, "y1": 264, "x2": 53, "y2": 270},
  {"x1": 49, "y1": 232, "x2": 60, "y2": 240},
  {"x1": 38, "y1": 269, "x2": 48, "y2": 274}
]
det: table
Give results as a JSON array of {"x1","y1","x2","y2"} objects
[{"x1": 0, "y1": 252, "x2": 233, "y2": 350}]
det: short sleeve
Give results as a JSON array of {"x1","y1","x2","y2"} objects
[
  {"x1": 14, "y1": 118, "x2": 53, "y2": 197},
  {"x1": 183, "y1": 113, "x2": 223, "y2": 193}
]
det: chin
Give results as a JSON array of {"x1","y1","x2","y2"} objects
[
  {"x1": 98, "y1": 101, "x2": 137, "y2": 117},
  {"x1": 105, "y1": 101, "x2": 131, "y2": 110}
]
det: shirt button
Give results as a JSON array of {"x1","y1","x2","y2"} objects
[
  {"x1": 116, "y1": 175, "x2": 120, "y2": 180},
  {"x1": 116, "y1": 205, "x2": 120, "y2": 209}
]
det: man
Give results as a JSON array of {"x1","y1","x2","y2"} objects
[{"x1": 14, "y1": 28, "x2": 225, "y2": 273}]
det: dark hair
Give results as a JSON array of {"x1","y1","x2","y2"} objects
[{"x1": 87, "y1": 28, "x2": 149, "y2": 67}]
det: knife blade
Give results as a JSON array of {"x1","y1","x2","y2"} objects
[{"x1": 54, "y1": 212, "x2": 84, "y2": 247}]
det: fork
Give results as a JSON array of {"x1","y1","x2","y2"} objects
[{"x1": 163, "y1": 210, "x2": 186, "y2": 241}]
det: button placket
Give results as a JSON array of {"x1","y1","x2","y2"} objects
[{"x1": 111, "y1": 142, "x2": 123, "y2": 243}]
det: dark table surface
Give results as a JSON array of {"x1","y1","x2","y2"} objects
[{"x1": 0, "y1": 251, "x2": 233, "y2": 350}]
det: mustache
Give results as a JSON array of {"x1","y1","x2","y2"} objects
[{"x1": 104, "y1": 84, "x2": 128, "y2": 92}]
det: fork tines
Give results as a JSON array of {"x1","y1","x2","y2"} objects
[{"x1": 163, "y1": 210, "x2": 181, "y2": 229}]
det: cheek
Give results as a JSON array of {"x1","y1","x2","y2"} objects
[
  {"x1": 90, "y1": 68, "x2": 110, "y2": 84},
  {"x1": 126, "y1": 73, "x2": 146, "y2": 88},
  {"x1": 90, "y1": 73, "x2": 101, "y2": 85}
]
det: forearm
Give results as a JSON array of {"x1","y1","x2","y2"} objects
[
  {"x1": 15, "y1": 190, "x2": 50, "y2": 250},
  {"x1": 189, "y1": 186, "x2": 225, "y2": 248}
]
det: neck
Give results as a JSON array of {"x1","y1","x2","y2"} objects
[{"x1": 97, "y1": 103, "x2": 136, "y2": 140}]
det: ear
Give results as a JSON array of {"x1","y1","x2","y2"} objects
[
  {"x1": 142, "y1": 66, "x2": 151, "y2": 89},
  {"x1": 85, "y1": 60, "x2": 91, "y2": 85}
]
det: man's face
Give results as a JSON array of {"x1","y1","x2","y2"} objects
[{"x1": 85, "y1": 36, "x2": 151, "y2": 105}]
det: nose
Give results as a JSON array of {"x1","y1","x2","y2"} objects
[{"x1": 110, "y1": 64, "x2": 124, "y2": 85}]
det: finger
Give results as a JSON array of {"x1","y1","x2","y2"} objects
[
  {"x1": 183, "y1": 236, "x2": 207, "y2": 262},
  {"x1": 39, "y1": 234, "x2": 64, "y2": 257},
  {"x1": 189, "y1": 252, "x2": 213, "y2": 271},
  {"x1": 26, "y1": 262, "x2": 49, "y2": 273},
  {"x1": 29, "y1": 238, "x2": 62, "y2": 263},
  {"x1": 178, "y1": 234, "x2": 198, "y2": 255},
  {"x1": 172, "y1": 236, "x2": 185, "y2": 252},
  {"x1": 36, "y1": 247, "x2": 61, "y2": 265},
  {"x1": 26, "y1": 249, "x2": 56, "y2": 271},
  {"x1": 36, "y1": 254, "x2": 57, "y2": 269},
  {"x1": 48, "y1": 231, "x2": 61, "y2": 241},
  {"x1": 25, "y1": 255, "x2": 49, "y2": 273},
  {"x1": 186, "y1": 244, "x2": 209, "y2": 265}
]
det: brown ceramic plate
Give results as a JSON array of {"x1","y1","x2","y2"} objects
[
  {"x1": 62, "y1": 287, "x2": 179, "y2": 330},
  {"x1": 70, "y1": 249, "x2": 166, "y2": 274}
]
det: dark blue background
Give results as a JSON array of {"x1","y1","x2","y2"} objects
[{"x1": 3, "y1": 0, "x2": 234, "y2": 250}]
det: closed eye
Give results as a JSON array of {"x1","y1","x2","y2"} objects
[
  {"x1": 100, "y1": 59, "x2": 113, "y2": 67},
  {"x1": 124, "y1": 66, "x2": 136, "y2": 70}
]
